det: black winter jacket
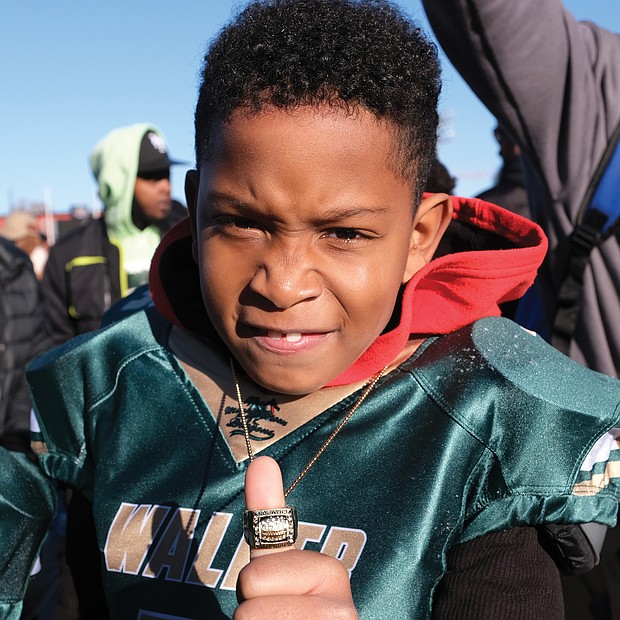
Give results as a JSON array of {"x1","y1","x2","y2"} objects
[
  {"x1": 42, "y1": 203, "x2": 187, "y2": 346},
  {"x1": 42, "y1": 218, "x2": 122, "y2": 345},
  {"x1": 0, "y1": 238, "x2": 49, "y2": 451}
]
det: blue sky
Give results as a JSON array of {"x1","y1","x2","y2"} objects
[{"x1": 1, "y1": 1, "x2": 619, "y2": 216}]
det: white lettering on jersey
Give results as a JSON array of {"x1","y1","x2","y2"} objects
[
  {"x1": 105, "y1": 503, "x2": 171, "y2": 574},
  {"x1": 105, "y1": 503, "x2": 367, "y2": 589}
]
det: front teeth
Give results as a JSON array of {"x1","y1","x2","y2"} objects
[{"x1": 268, "y1": 331, "x2": 303, "y2": 342}]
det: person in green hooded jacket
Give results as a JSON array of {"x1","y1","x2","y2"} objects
[{"x1": 41, "y1": 123, "x2": 186, "y2": 346}]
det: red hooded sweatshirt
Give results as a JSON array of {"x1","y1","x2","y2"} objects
[{"x1": 150, "y1": 196, "x2": 547, "y2": 387}]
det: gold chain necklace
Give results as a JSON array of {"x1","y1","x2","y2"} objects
[{"x1": 230, "y1": 358, "x2": 388, "y2": 498}]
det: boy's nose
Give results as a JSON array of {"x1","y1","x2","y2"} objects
[{"x1": 248, "y1": 243, "x2": 322, "y2": 309}]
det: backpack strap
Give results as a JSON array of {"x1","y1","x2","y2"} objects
[{"x1": 551, "y1": 120, "x2": 620, "y2": 354}]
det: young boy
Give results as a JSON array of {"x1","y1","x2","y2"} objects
[{"x1": 1, "y1": 0, "x2": 619, "y2": 618}]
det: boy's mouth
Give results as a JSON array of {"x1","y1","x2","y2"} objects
[
  {"x1": 244, "y1": 325, "x2": 333, "y2": 354},
  {"x1": 267, "y1": 331, "x2": 303, "y2": 343},
  {"x1": 238, "y1": 322, "x2": 334, "y2": 351}
]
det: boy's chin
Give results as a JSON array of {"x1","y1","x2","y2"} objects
[
  {"x1": 240, "y1": 363, "x2": 339, "y2": 396},
  {"x1": 252, "y1": 376, "x2": 329, "y2": 397}
]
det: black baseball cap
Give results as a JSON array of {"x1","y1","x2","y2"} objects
[{"x1": 137, "y1": 131, "x2": 184, "y2": 176}]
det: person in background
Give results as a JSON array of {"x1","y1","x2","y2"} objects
[
  {"x1": 421, "y1": 0, "x2": 620, "y2": 617},
  {"x1": 421, "y1": 0, "x2": 620, "y2": 379},
  {"x1": 0, "y1": 210, "x2": 48, "y2": 280},
  {"x1": 477, "y1": 125, "x2": 530, "y2": 220},
  {"x1": 0, "y1": 236, "x2": 56, "y2": 619},
  {"x1": 0, "y1": 235, "x2": 48, "y2": 455},
  {"x1": 41, "y1": 123, "x2": 186, "y2": 345}
]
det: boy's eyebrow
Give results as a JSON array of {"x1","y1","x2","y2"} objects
[
  {"x1": 204, "y1": 191, "x2": 245, "y2": 210},
  {"x1": 313, "y1": 206, "x2": 393, "y2": 222},
  {"x1": 205, "y1": 191, "x2": 392, "y2": 221}
]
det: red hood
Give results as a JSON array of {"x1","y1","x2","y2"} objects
[{"x1": 150, "y1": 196, "x2": 547, "y2": 387}]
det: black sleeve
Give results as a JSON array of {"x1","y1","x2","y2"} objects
[
  {"x1": 41, "y1": 245, "x2": 76, "y2": 346},
  {"x1": 432, "y1": 526, "x2": 564, "y2": 619}
]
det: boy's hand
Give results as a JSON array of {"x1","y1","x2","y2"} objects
[{"x1": 235, "y1": 456, "x2": 358, "y2": 619}]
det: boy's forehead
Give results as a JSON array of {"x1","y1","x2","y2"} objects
[
  {"x1": 204, "y1": 104, "x2": 418, "y2": 189},
  {"x1": 208, "y1": 105, "x2": 398, "y2": 165}
]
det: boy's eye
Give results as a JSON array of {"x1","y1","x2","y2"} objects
[
  {"x1": 231, "y1": 216, "x2": 258, "y2": 229},
  {"x1": 213, "y1": 215, "x2": 260, "y2": 230},
  {"x1": 324, "y1": 228, "x2": 368, "y2": 241}
]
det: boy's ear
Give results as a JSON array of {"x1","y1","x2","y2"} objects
[
  {"x1": 185, "y1": 169, "x2": 200, "y2": 264},
  {"x1": 402, "y1": 192, "x2": 453, "y2": 283}
]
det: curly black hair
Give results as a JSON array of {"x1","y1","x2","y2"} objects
[{"x1": 195, "y1": 0, "x2": 441, "y2": 205}]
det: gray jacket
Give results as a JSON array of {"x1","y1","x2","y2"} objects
[{"x1": 422, "y1": 0, "x2": 620, "y2": 378}]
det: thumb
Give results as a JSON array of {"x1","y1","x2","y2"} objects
[{"x1": 244, "y1": 455, "x2": 296, "y2": 559}]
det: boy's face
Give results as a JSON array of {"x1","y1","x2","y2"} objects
[{"x1": 188, "y1": 105, "x2": 442, "y2": 395}]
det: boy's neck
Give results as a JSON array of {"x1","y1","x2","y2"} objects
[{"x1": 169, "y1": 325, "x2": 424, "y2": 462}]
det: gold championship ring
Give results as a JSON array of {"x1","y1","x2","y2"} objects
[{"x1": 243, "y1": 506, "x2": 298, "y2": 549}]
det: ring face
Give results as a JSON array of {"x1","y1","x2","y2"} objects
[{"x1": 243, "y1": 506, "x2": 298, "y2": 549}]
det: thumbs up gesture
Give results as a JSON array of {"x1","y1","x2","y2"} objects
[{"x1": 235, "y1": 456, "x2": 359, "y2": 619}]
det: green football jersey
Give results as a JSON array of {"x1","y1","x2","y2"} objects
[{"x1": 5, "y1": 310, "x2": 620, "y2": 619}]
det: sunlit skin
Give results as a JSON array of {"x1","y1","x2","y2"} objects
[
  {"x1": 134, "y1": 175, "x2": 171, "y2": 223},
  {"x1": 187, "y1": 105, "x2": 450, "y2": 396}
]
